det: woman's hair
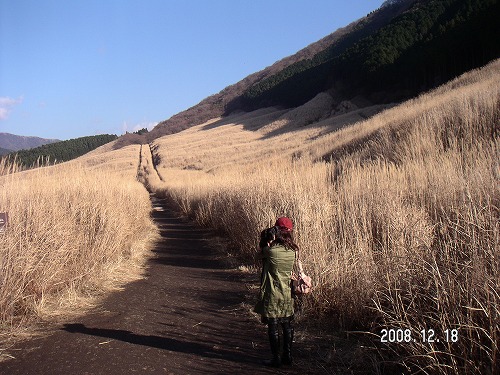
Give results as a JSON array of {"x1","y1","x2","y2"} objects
[
  {"x1": 259, "y1": 224, "x2": 299, "y2": 251},
  {"x1": 274, "y1": 228, "x2": 299, "y2": 251}
]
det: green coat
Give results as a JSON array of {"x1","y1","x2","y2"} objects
[{"x1": 254, "y1": 244, "x2": 296, "y2": 319}]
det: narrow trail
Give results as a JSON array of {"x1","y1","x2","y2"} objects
[{"x1": 0, "y1": 196, "x2": 304, "y2": 374}]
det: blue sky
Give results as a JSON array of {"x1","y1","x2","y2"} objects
[{"x1": 1, "y1": 1, "x2": 383, "y2": 140}]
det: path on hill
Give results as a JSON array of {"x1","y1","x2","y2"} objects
[{"x1": 0, "y1": 195, "x2": 313, "y2": 375}]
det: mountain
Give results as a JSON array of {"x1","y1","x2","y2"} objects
[
  {"x1": 232, "y1": 0, "x2": 500, "y2": 110},
  {"x1": 0, "y1": 132, "x2": 60, "y2": 152},
  {"x1": 142, "y1": 0, "x2": 499, "y2": 143},
  {"x1": 144, "y1": 0, "x2": 417, "y2": 142}
]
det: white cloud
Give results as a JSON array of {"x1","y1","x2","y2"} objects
[
  {"x1": 0, "y1": 108, "x2": 9, "y2": 120},
  {"x1": 122, "y1": 121, "x2": 159, "y2": 134},
  {"x1": 0, "y1": 96, "x2": 23, "y2": 120},
  {"x1": 133, "y1": 121, "x2": 159, "y2": 132}
]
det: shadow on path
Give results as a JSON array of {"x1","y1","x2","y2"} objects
[
  {"x1": 62, "y1": 323, "x2": 252, "y2": 363},
  {"x1": 0, "y1": 195, "x2": 289, "y2": 375}
]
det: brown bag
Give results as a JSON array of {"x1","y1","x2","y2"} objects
[{"x1": 291, "y1": 272, "x2": 312, "y2": 295}]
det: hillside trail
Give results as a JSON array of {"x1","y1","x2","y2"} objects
[{"x1": 0, "y1": 195, "x2": 311, "y2": 375}]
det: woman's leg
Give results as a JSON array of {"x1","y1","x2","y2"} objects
[
  {"x1": 264, "y1": 318, "x2": 281, "y2": 367},
  {"x1": 281, "y1": 316, "x2": 294, "y2": 365}
]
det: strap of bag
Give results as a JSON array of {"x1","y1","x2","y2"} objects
[
  {"x1": 291, "y1": 248, "x2": 312, "y2": 295},
  {"x1": 293, "y1": 248, "x2": 305, "y2": 277}
]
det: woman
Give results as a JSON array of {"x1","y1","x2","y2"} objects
[{"x1": 255, "y1": 216, "x2": 299, "y2": 367}]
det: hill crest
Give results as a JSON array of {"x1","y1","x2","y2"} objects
[{"x1": 0, "y1": 132, "x2": 60, "y2": 152}]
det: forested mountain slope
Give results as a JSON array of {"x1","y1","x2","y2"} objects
[{"x1": 236, "y1": 0, "x2": 500, "y2": 110}]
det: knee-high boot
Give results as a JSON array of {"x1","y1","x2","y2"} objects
[
  {"x1": 281, "y1": 318, "x2": 294, "y2": 365},
  {"x1": 263, "y1": 319, "x2": 281, "y2": 367}
]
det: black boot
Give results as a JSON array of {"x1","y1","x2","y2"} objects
[
  {"x1": 281, "y1": 317, "x2": 294, "y2": 365},
  {"x1": 263, "y1": 319, "x2": 281, "y2": 367}
]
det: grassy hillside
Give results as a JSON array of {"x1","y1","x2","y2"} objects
[
  {"x1": 0, "y1": 144, "x2": 158, "y2": 345},
  {"x1": 141, "y1": 60, "x2": 499, "y2": 374}
]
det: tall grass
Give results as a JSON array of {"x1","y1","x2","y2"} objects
[
  {"x1": 0, "y1": 156, "x2": 22, "y2": 177},
  {"x1": 0, "y1": 144, "x2": 157, "y2": 342},
  {"x1": 146, "y1": 60, "x2": 499, "y2": 373}
]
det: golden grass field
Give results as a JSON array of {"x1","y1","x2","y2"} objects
[
  {"x1": 0, "y1": 58, "x2": 498, "y2": 373},
  {"x1": 143, "y1": 59, "x2": 499, "y2": 374},
  {"x1": 0, "y1": 144, "x2": 158, "y2": 349}
]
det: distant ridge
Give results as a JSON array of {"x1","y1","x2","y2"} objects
[{"x1": 0, "y1": 132, "x2": 60, "y2": 152}]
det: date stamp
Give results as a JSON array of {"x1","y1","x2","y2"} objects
[{"x1": 380, "y1": 328, "x2": 459, "y2": 343}]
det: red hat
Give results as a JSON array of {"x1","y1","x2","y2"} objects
[{"x1": 275, "y1": 217, "x2": 293, "y2": 231}]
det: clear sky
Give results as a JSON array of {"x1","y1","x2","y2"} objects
[{"x1": 0, "y1": 1, "x2": 384, "y2": 140}]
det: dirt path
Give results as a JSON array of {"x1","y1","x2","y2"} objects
[{"x1": 0, "y1": 195, "x2": 312, "y2": 374}]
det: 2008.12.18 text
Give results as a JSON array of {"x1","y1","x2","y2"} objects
[{"x1": 380, "y1": 328, "x2": 459, "y2": 343}]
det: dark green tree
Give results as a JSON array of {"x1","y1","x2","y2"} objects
[{"x1": 5, "y1": 134, "x2": 118, "y2": 168}]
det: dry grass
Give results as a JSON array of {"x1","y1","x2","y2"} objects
[
  {"x1": 0, "y1": 143, "x2": 158, "y2": 349},
  {"x1": 145, "y1": 59, "x2": 499, "y2": 374}
]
